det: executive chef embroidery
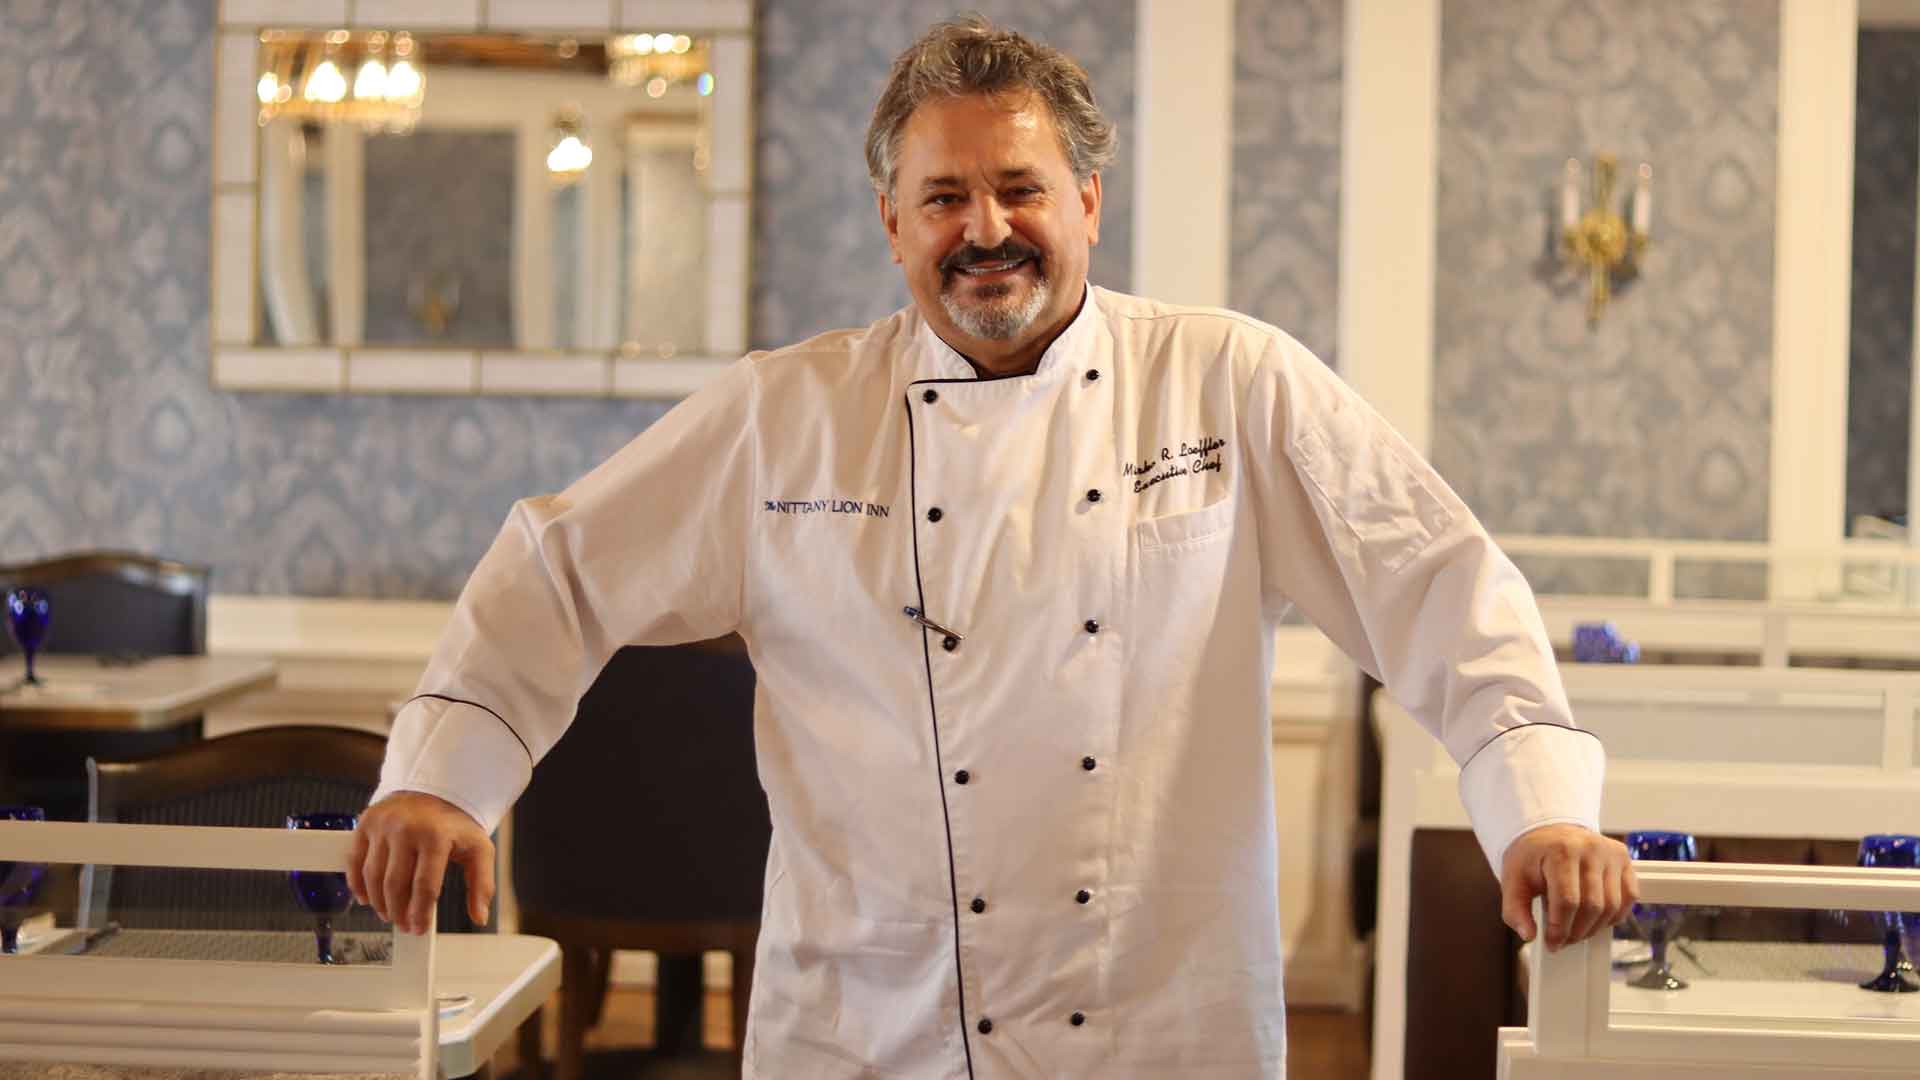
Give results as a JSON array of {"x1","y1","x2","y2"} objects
[
  {"x1": 763, "y1": 498, "x2": 893, "y2": 518},
  {"x1": 1124, "y1": 436, "x2": 1227, "y2": 494}
]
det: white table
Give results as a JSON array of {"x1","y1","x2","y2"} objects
[
  {"x1": 436, "y1": 933, "x2": 561, "y2": 1078},
  {"x1": 0, "y1": 656, "x2": 277, "y2": 731}
]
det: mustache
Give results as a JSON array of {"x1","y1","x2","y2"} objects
[{"x1": 939, "y1": 241, "x2": 1043, "y2": 277}]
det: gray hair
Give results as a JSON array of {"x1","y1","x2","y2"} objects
[{"x1": 865, "y1": 15, "x2": 1117, "y2": 200}]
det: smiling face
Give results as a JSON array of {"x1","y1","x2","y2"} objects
[{"x1": 878, "y1": 92, "x2": 1101, "y2": 376}]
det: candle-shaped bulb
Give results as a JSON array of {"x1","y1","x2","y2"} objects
[
  {"x1": 1632, "y1": 163, "x2": 1652, "y2": 236},
  {"x1": 1561, "y1": 158, "x2": 1581, "y2": 231}
]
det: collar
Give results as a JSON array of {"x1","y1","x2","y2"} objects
[{"x1": 909, "y1": 284, "x2": 1098, "y2": 384}]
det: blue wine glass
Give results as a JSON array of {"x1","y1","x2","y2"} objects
[
  {"x1": 5, "y1": 588, "x2": 50, "y2": 687},
  {"x1": 0, "y1": 805, "x2": 47, "y2": 954},
  {"x1": 1625, "y1": 830, "x2": 1697, "y2": 991},
  {"x1": 286, "y1": 812, "x2": 358, "y2": 964},
  {"x1": 1856, "y1": 834, "x2": 1920, "y2": 993}
]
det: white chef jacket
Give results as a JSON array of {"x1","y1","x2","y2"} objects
[{"x1": 376, "y1": 285, "x2": 1604, "y2": 1079}]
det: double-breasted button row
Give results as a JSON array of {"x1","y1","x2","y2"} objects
[{"x1": 972, "y1": 1014, "x2": 1087, "y2": 1035}]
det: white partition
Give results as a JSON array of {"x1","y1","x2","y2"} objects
[
  {"x1": 1372, "y1": 665, "x2": 1920, "y2": 1080},
  {"x1": 1504, "y1": 862, "x2": 1920, "y2": 1077}
]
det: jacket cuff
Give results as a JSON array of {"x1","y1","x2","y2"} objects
[
  {"x1": 371, "y1": 696, "x2": 534, "y2": 833},
  {"x1": 1457, "y1": 723, "x2": 1606, "y2": 875}
]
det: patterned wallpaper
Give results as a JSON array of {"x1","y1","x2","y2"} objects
[
  {"x1": 361, "y1": 130, "x2": 515, "y2": 346},
  {"x1": 1229, "y1": 0, "x2": 1341, "y2": 364},
  {"x1": 1430, "y1": 0, "x2": 1778, "y2": 548},
  {"x1": 0, "y1": 0, "x2": 1137, "y2": 599},
  {"x1": 1847, "y1": 29, "x2": 1920, "y2": 532},
  {"x1": 752, "y1": 0, "x2": 1135, "y2": 347}
]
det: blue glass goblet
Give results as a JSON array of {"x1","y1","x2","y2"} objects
[
  {"x1": 286, "y1": 812, "x2": 358, "y2": 964},
  {"x1": 0, "y1": 806, "x2": 47, "y2": 954},
  {"x1": 1625, "y1": 830, "x2": 1697, "y2": 991},
  {"x1": 5, "y1": 588, "x2": 50, "y2": 687},
  {"x1": 1856, "y1": 834, "x2": 1920, "y2": 993}
]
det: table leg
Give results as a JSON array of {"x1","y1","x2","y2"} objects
[
  {"x1": 557, "y1": 945, "x2": 594, "y2": 1080},
  {"x1": 516, "y1": 1006, "x2": 546, "y2": 1080}
]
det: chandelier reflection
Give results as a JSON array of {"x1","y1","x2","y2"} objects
[
  {"x1": 255, "y1": 29, "x2": 425, "y2": 133},
  {"x1": 1558, "y1": 153, "x2": 1651, "y2": 323},
  {"x1": 606, "y1": 32, "x2": 710, "y2": 98}
]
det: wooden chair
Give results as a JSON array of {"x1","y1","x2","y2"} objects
[
  {"x1": 511, "y1": 635, "x2": 769, "y2": 1080},
  {"x1": 85, "y1": 725, "x2": 487, "y2": 934}
]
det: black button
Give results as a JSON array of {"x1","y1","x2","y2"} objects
[
  {"x1": 977, "y1": 1018, "x2": 993, "y2": 1035},
  {"x1": 954, "y1": 769, "x2": 970, "y2": 785},
  {"x1": 1076, "y1": 889, "x2": 1091, "y2": 904},
  {"x1": 922, "y1": 389, "x2": 939, "y2": 404},
  {"x1": 1082, "y1": 756, "x2": 1097, "y2": 771},
  {"x1": 1086, "y1": 489, "x2": 1102, "y2": 503},
  {"x1": 942, "y1": 635, "x2": 959, "y2": 652},
  {"x1": 1084, "y1": 619, "x2": 1100, "y2": 634},
  {"x1": 1086, "y1": 369, "x2": 1100, "y2": 381},
  {"x1": 927, "y1": 507, "x2": 944, "y2": 523},
  {"x1": 1070, "y1": 1012, "x2": 1086, "y2": 1027},
  {"x1": 970, "y1": 897, "x2": 986, "y2": 914}
]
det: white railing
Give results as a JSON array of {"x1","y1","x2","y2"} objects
[
  {"x1": 1520, "y1": 862, "x2": 1920, "y2": 1074},
  {"x1": 0, "y1": 821, "x2": 435, "y2": 1078},
  {"x1": 1496, "y1": 533, "x2": 1920, "y2": 608}
]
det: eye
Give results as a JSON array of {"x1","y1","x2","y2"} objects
[
  {"x1": 1006, "y1": 186, "x2": 1043, "y2": 200},
  {"x1": 924, "y1": 193, "x2": 962, "y2": 208}
]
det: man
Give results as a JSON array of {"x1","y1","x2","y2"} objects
[{"x1": 352, "y1": 16, "x2": 1634, "y2": 1078}]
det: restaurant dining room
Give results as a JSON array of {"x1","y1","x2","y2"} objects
[{"x1": 5, "y1": 1, "x2": 1920, "y2": 1078}]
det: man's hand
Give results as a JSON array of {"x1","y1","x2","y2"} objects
[
  {"x1": 348, "y1": 791, "x2": 495, "y2": 935},
  {"x1": 1500, "y1": 823, "x2": 1638, "y2": 952}
]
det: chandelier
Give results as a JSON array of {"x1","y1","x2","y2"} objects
[
  {"x1": 255, "y1": 29, "x2": 426, "y2": 132},
  {"x1": 606, "y1": 32, "x2": 710, "y2": 98}
]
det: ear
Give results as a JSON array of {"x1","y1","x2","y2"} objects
[
  {"x1": 1080, "y1": 171, "x2": 1103, "y2": 248},
  {"x1": 877, "y1": 189, "x2": 903, "y2": 264}
]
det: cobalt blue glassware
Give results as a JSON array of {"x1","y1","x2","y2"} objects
[
  {"x1": 4, "y1": 588, "x2": 50, "y2": 687},
  {"x1": 286, "y1": 812, "x2": 358, "y2": 964},
  {"x1": 0, "y1": 805, "x2": 47, "y2": 954},
  {"x1": 1625, "y1": 830, "x2": 1696, "y2": 991},
  {"x1": 1856, "y1": 834, "x2": 1920, "y2": 993},
  {"x1": 1572, "y1": 620, "x2": 1640, "y2": 664}
]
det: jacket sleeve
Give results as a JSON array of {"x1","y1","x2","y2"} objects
[
  {"x1": 371, "y1": 357, "x2": 759, "y2": 831},
  {"x1": 1240, "y1": 333, "x2": 1603, "y2": 874}
]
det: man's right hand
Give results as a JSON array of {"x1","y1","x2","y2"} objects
[{"x1": 348, "y1": 791, "x2": 495, "y2": 935}]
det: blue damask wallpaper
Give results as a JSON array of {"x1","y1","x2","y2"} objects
[
  {"x1": 1229, "y1": 0, "x2": 1341, "y2": 364},
  {"x1": 1847, "y1": 30, "x2": 1920, "y2": 532},
  {"x1": 0, "y1": 0, "x2": 1136, "y2": 598},
  {"x1": 1430, "y1": 0, "x2": 1777, "y2": 549}
]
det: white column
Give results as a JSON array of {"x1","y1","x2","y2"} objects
[
  {"x1": 1132, "y1": 0, "x2": 1232, "y2": 307},
  {"x1": 1339, "y1": 0, "x2": 1440, "y2": 454},
  {"x1": 325, "y1": 124, "x2": 365, "y2": 345},
  {"x1": 514, "y1": 119, "x2": 557, "y2": 350},
  {"x1": 1771, "y1": 0, "x2": 1857, "y2": 597},
  {"x1": 258, "y1": 119, "x2": 320, "y2": 346}
]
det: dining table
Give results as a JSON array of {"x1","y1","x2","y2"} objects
[{"x1": 0, "y1": 655, "x2": 277, "y2": 732}]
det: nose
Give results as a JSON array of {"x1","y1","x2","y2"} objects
[{"x1": 962, "y1": 195, "x2": 1012, "y2": 250}]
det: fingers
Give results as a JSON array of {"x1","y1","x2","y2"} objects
[
  {"x1": 362, "y1": 831, "x2": 391, "y2": 922},
  {"x1": 1544, "y1": 847, "x2": 1581, "y2": 952},
  {"x1": 1565, "y1": 856, "x2": 1608, "y2": 945},
  {"x1": 347, "y1": 826, "x2": 371, "y2": 908},
  {"x1": 405, "y1": 837, "x2": 452, "y2": 936},
  {"x1": 1500, "y1": 865, "x2": 1539, "y2": 943},
  {"x1": 455, "y1": 837, "x2": 497, "y2": 928},
  {"x1": 1620, "y1": 858, "x2": 1642, "y2": 922},
  {"x1": 382, "y1": 839, "x2": 419, "y2": 934}
]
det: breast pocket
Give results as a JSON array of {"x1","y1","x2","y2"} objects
[{"x1": 1135, "y1": 495, "x2": 1237, "y2": 555}]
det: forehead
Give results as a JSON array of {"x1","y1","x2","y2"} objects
[{"x1": 894, "y1": 92, "x2": 1072, "y2": 182}]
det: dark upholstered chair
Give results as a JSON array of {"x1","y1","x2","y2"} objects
[
  {"x1": 0, "y1": 551, "x2": 213, "y2": 821},
  {"x1": 512, "y1": 635, "x2": 769, "y2": 1080},
  {"x1": 0, "y1": 550, "x2": 208, "y2": 660},
  {"x1": 1402, "y1": 828, "x2": 1882, "y2": 1080},
  {"x1": 84, "y1": 725, "x2": 484, "y2": 934}
]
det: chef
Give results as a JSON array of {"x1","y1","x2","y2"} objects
[{"x1": 351, "y1": 15, "x2": 1635, "y2": 1079}]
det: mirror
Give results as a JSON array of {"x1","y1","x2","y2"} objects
[{"x1": 211, "y1": 3, "x2": 754, "y2": 397}]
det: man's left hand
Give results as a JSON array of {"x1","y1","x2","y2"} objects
[{"x1": 1499, "y1": 823, "x2": 1638, "y2": 952}]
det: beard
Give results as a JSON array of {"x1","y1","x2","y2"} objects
[{"x1": 938, "y1": 242, "x2": 1050, "y2": 340}]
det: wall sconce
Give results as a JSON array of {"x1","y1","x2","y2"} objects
[{"x1": 1559, "y1": 154, "x2": 1651, "y2": 323}]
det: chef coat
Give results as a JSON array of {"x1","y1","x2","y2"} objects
[{"x1": 376, "y1": 285, "x2": 1604, "y2": 1079}]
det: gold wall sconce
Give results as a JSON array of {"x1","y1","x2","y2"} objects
[{"x1": 1559, "y1": 154, "x2": 1651, "y2": 323}]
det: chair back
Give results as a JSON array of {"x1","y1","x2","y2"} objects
[
  {"x1": 0, "y1": 550, "x2": 208, "y2": 656},
  {"x1": 85, "y1": 725, "x2": 481, "y2": 932},
  {"x1": 512, "y1": 635, "x2": 770, "y2": 923}
]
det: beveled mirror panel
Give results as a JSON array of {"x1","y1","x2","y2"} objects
[{"x1": 211, "y1": 1, "x2": 754, "y2": 397}]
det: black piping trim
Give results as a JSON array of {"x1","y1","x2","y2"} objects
[
  {"x1": 406, "y1": 693, "x2": 534, "y2": 764},
  {"x1": 904, "y1": 385, "x2": 977, "y2": 1079},
  {"x1": 1459, "y1": 722, "x2": 1602, "y2": 775}
]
